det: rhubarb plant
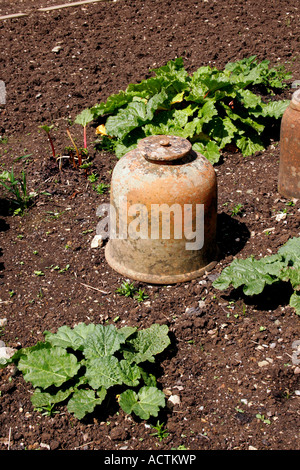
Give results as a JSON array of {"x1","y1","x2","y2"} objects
[
  {"x1": 81, "y1": 56, "x2": 291, "y2": 163},
  {"x1": 39, "y1": 124, "x2": 56, "y2": 160},
  {"x1": 213, "y1": 237, "x2": 300, "y2": 315},
  {"x1": 74, "y1": 108, "x2": 94, "y2": 150},
  {"x1": 0, "y1": 323, "x2": 170, "y2": 420}
]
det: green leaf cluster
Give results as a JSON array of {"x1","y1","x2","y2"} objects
[
  {"x1": 83, "y1": 56, "x2": 291, "y2": 163},
  {"x1": 0, "y1": 167, "x2": 34, "y2": 215},
  {"x1": 213, "y1": 237, "x2": 300, "y2": 315},
  {"x1": 1, "y1": 323, "x2": 170, "y2": 420}
]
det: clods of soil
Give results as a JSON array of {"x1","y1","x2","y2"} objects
[{"x1": 0, "y1": 0, "x2": 299, "y2": 452}]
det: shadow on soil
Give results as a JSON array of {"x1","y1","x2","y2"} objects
[
  {"x1": 221, "y1": 281, "x2": 295, "y2": 312},
  {"x1": 217, "y1": 212, "x2": 250, "y2": 258}
]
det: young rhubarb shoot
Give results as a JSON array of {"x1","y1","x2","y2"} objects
[
  {"x1": 39, "y1": 124, "x2": 56, "y2": 160},
  {"x1": 74, "y1": 108, "x2": 94, "y2": 150},
  {"x1": 67, "y1": 128, "x2": 82, "y2": 166}
]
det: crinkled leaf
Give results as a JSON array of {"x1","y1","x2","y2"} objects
[
  {"x1": 85, "y1": 355, "x2": 141, "y2": 389},
  {"x1": 91, "y1": 90, "x2": 135, "y2": 118},
  {"x1": 67, "y1": 388, "x2": 106, "y2": 420},
  {"x1": 280, "y1": 266, "x2": 300, "y2": 290},
  {"x1": 207, "y1": 116, "x2": 237, "y2": 148},
  {"x1": 85, "y1": 356, "x2": 124, "y2": 389},
  {"x1": 198, "y1": 100, "x2": 218, "y2": 124},
  {"x1": 140, "y1": 369, "x2": 157, "y2": 387},
  {"x1": 0, "y1": 341, "x2": 51, "y2": 369},
  {"x1": 44, "y1": 323, "x2": 97, "y2": 351},
  {"x1": 127, "y1": 76, "x2": 166, "y2": 99},
  {"x1": 123, "y1": 324, "x2": 170, "y2": 364},
  {"x1": 236, "y1": 89, "x2": 262, "y2": 109},
  {"x1": 106, "y1": 101, "x2": 147, "y2": 139},
  {"x1": 74, "y1": 108, "x2": 94, "y2": 127},
  {"x1": 172, "y1": 105, "x2": 197, "y2": 128},
  {"x1": 119, "y1": 360, "x2": 141, "y2": 387},
  {"x1": 213, "y1": 237, "x2": 300, "y2": 315},
  {"x1": 224, "y1": 104, "x2": 265, "y2": 134},
  {"x1": 260, "y1": 100, "x2": 290, "y2": 119},
  {"x1": 213, "y1": 256, "x2": 284, "y2": 296},
  {"x1": 151, "y1": 57, "x2": 189, "y2": 85},
  {"x1": 18, "y1": 347, "x2": 81, "y2": 389},
  {"x1": 114, "y1": 140, "x2": 138, "y2": 159},
  {"x1": 118, "y1": 326, "x2": 138, "y2": 341},
  {"x1": 119, "y1": 386, "x2": 165, "y2": 420},
  {"x1": 106, "y1": 90, "x2": 167, "y2": 140},
  {"x1": 290, "y1": 292, "x2": 300, "y2": 316},
  {"x1": 278, "y1": 238, "x2": 300, "y2": 289},
  {"x1": 83, "y1": 324, "x2": 125, "y2": 360},
  {"x1": 31, "y1": 386, "x2": 73, "y2": 408},
  {"x1": 278, "y1": 237, "x2": 300, "y2": 267},
  {"x1": 235, "y1": 134, "x2": 265, "y2": 156},
  {"x1": 192, "y1": 141, "x2": 221, "y2": 165}
]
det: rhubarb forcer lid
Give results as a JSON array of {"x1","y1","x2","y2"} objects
[{"x1": 138, "y1": 135, "x2": 192, "y2": 162}]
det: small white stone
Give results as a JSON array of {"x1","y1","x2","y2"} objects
[
  {"x1": 0, "y1": 346, "x2": 16, "y2": 360},
  {"x1": 40, "y1": 443, "x2": 50, "y2": 450},
  {"x1": 51, "y1": 45, "x2": 62, "y2": 53},
  {"x1": 168, "y1": 395, "x2": 181, "y2": 406},
  {"x1": 91, "y1": 235, "x2": 103, "y2": 248},
  {"x1": 258, "y1": 360, "x2": 269, "y2": 367}
]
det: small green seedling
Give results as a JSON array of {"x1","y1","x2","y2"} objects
[
  {"x1": 231, "y1": 203, "x2": 243, "y2": 216},
  {"x1": 34, "y1": 403, "x2": 59, "y2": 417},
  {"x1": 134, "y1": 289, "x2": 149, "y2": 302},
  {"x1": 150, "y1": 421, "x2": 169, "y2": 442},
  {"x1": 93, "y1": 183, "x2": 110, "y2": 194},
  {"x1": 0, "y1": 168, "x2": 34, "y2": 215},
  {"x1": 88, "y1": 173, "x2": 98, "y2": 183},
  {"x1": 256, "y1": 413, "x2": 271, "y2": 424},
  {"x1": 116, "y1": 281, "x2": 136, "y2": 298}
]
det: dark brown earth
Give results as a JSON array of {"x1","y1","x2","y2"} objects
[{"x1": 0, "y1": 0, "x2": 299, "y2": 453}]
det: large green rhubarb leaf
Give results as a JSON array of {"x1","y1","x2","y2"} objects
[
  {"x1": 213, "y1": 237, "x2": 300, "y2": 315},
  {"x1": 278, "y1": 237, "x2": 300, "y2": 267},
  {"x1": 123, "y1": 324, "x2": 170, "y2": 364},
  {"x1": 31, "y1": 387, "x2": 74, "y2": 409},
  {"x1": 106, "y1": 90, "x2": 167, "y2": 140},
  {"x1": 44, "y1": 323, "x2": 97, "y2": 351},
  {"x1": 85, "y1": 356, "x2": 140, "y2": 389},
  {"x1": 212, "y1": 255, "x2": 285, "y2": 296},
  {"x1": 235, "y1": 134, "x2": 265, "y2": 157},
  {"x1": 67, "y1": 388, "x2": 107, "y2": 420},
  {"x1": 192, "y1": 141, "x2": 220, "y2": 164},
  {"x1": 119, "y1": 386, "x2": 165, "y2": 420},
  {"x1": 18, "y1": 347, "x2": 81, "y2": 389},
  {"x1": 83, "y1": 324, "x2": 126, "y2": 360}
]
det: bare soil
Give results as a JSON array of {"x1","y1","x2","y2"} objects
[{"x1": 0, "y1": 0, "x2": 299, "y2": 453}]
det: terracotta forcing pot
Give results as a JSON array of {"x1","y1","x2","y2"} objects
[
  {"x1": 278, "y1": 88, "x2": 300, "y2": 199},
  {"x1": 105, "y1": 135, "x2": 218, "y2": 284}
]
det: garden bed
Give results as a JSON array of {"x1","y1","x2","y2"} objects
[{"x1": 0, "y1": 0, "x2": 299, "y2": 451}]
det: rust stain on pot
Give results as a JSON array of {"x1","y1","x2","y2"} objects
[
  {"x1": 105, "y1": 135, "x2": 218, "y2": 284},
  {"x1": 278, "y1": 88, "x2": 300, "y2": 199}
]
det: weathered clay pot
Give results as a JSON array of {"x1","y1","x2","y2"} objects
[
  {"x1": 278, "y1": 88, "x2": 300, "y2": 199},
  {"x1": 105, "y1": 135, "x2": 218, "y2": 284}
]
